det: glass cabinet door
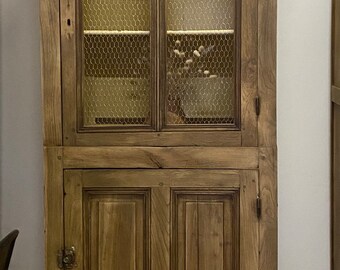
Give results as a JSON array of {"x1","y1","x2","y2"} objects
[
  {"x1": 165, "y1": 0, "x2": 238, "y2": 128},
  {"x1": 79, "y1": 0, "x2": 238, "y2": 131},
  {"x1": 81, "y1": 0, "x2": 154, "y2": 129}
]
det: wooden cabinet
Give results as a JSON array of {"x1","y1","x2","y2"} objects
[
  {"x1": 40, "y1": 0, "x2": 277, "y2": 269},
  {"x1": 64, "y1": 170, "x2": 258, "y2": 270}
]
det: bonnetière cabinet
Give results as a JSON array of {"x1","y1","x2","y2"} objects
[{"x1": 41, "y1": 0, "x2": 277, "y2": 269}]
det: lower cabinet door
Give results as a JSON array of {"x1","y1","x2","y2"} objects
[{"x1": 64, "y1": 170, "x2": 259, "y2": 270}]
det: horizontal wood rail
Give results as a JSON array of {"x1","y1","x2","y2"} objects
[{"x1": 61, "y1": 146, "x2": 259, "y2": 169}]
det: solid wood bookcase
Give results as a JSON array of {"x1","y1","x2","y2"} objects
[{"x1": 41, "y1": 0, "x2": 277, "y2": 269}]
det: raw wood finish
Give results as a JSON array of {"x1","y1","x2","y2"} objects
[
  {"x1": 61, "y1": 0, "x2": 77, "y2": 145},
  {"x1": 259, "y1": 148, "x2": 277, "y2": 270},
  {"x1": 64, "y1": 171, "x2": 151, "y2": 270},
  {"x1": 81, "y1": 170, "x2": 240, "y2": 188},
  {"x1": 172, "y1": 191, "x2": 239, "y2": 270},
  {"x1": 64, "y1": 171, "x2": 84, "y2": 270},
  {"x1": 151, "y1": 188, "x2": 170, "y2": 270},
  {"x1": 240, "y1": 170, "x2": 259, "y2": 270},
  {"x1": 333, "y1": 104, "x2": 340, "y2": 270},
  {"x1": 74, "y1": 131, "x2": 242, "y2": 147},
  {"x1": 241, "y1": 0, "x2": 258, "y2": 146},
  {"x1": 333, "y1": 86, "x2": 340, "y2": 106},
  {"x1": 63, "y1": 147, "x2": 259, "y2": 169},
  {"x1": 85, "y1": 192, "x2": 150, "y2": 269},
  {"x1": 40, "y1": 0, "x2": 62, "y2": 146},
  {"x1": 44, "y1": 148, "x2": 63, "y2": 270},
  {"x1": 258, "y1": 0, "x2": 277, "y2": 147}
]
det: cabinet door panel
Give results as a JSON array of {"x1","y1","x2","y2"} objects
[
  {"x1": 173, "y1": 192, "x2": 237, "y2": 270},
  {"x1": 164, "y1": 0, "x2": 239, "y2": 128},
  {"x1": 87, "y1": 193, "x2": 149, "y2": 269},
  {"x1": 64, "y1": 170, "x2": 258, "y2": 270}
]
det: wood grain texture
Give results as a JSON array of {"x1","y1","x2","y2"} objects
[
  {"x1": 259, "y1": 148, "x2": 277, "y2": 270},
  {"x1": 151, "y1": 188, "x2": 170, "y2": 270},
  {"x1": 40, "y1": 0, "x2": 62, "y2": 146},
  {"x1": 258, "y1": 0, "x2": 277, "y2": 147},
  {"x1": 241, "y1": 0, "x2": 258, "y2": 146},
  {"x1": 75, "y1": 131, "x2": 241, "y2": 147},
  {"x1": 44, "y1": 148, "x2": 64, "y2": 270},
  {"x1": 333, "y1": 0, "x2": 340, "y2": 87},
  {"x1": 64, "y1": 171, "x2": 84, "y2": 269},
  {"x1": 240, "y1": 170, "x2": 259, "y2": 270},
  {"x1": 333, "y1": 86, "x2": 340, "y2": 106},
  {"x1": 333, "y1": 104, "x2": 340, "y2": 270},
  {"x1": 82, "y1": 170, "x2": 240, "y2": 188},
  {"x1": 61, "y1": 0, "x2": 77, "y2": 145},
  {"x1": 63, "y1": 147, "x2": 259, "y2": 169},
  {"x1": 172, "y1": 190, "x2": 239, "y2": 270}
]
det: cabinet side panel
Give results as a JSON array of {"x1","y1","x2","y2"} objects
[
  {"x1": 258, "y1": 0, "x2": 277, "y2": 147},
  {"x1": 44, "y1": 148, "x2": 64, "y2": 269},
  {"x1": 333, "y1": 104, "x2": 340, "y2": 270},
  {"x1": 40, "y1": 0, "x2": 62, "y2": 146}
]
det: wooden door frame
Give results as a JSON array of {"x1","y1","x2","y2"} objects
[{"x1": 41, "y1": 0, "x2": 277, "y2": 269}]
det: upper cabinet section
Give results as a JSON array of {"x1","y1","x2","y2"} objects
[{"x1": 61, "y1": 0, "x2": 258, "y2": 146}]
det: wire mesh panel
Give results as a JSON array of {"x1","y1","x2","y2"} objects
[
  {"x1": 165, "y1": 0, "x2": 237, "y2": 127},
  {"x1": 82, "y1": 0, "x2": 152, "y2": 128}
]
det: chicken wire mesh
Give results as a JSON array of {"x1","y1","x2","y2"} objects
[
  {"x1": 166, "y1": 0, "x2": 236, "y2": 126},
  {"x1": 82, "y1": 0, "x2": 152, "y2": 127}
]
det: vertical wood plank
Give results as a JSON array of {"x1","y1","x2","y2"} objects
[
  {"x1": 333, "y1": 104, "x2": 340, "y2": 269},
  {"x1": 259, "y1": 147, "x2": 278, "y2": 270},
  {"x1": 64, "y1": 170, "x2": 84, "y2": 269},
  {"x1": 241, "y1": 0, "x2": 258, "y2": 146},
  {"x1": 198, "y1": 202, "x2": 225, "y2": 270},
  {"x1": 240, "y1": 170, "x2": 259, "y2": 270},
  {"x1": 151, "y1": 187, "x2": 170, "y2": 270},
  {"x1": 258, "y1": 0, "x2": 277, "y2": 147},
  {"x1": 44, "y1": 147, "x2": 64, "y2": 269},
  {"x1": 40, "y1": 0, "x2": 62, "y2": 146},
  {"x1": 61, "y1": 0, "x2": 77, "y2": 145},
  {"x1": 184, "y1": 202, "x2": 198, "y2": 270}
]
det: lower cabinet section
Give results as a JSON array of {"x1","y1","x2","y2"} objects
[{"x1": 64, "y1": 170, "x2": 259, "y2": 270}]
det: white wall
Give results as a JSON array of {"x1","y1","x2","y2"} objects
[
  {"x1": 0, "y1": 0, "x2": 44, "y2": 269},
  {"x1": 278, "y1": 0, "x2": 331, "y2": 269},
  {"x1": 0, "y1": 0, "x2": 331, "y2": 269}
]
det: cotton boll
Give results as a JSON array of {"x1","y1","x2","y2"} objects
[{"x1": 193, "y1": 50, "x2": 201, "y2": 57}]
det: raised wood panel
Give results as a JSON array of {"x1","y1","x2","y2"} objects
[
  {"x1": 86, "y1": 193, "x2": 149, "y2": 269},
  {"x1": 64, "y1": 170, "x2": 151, "y2": 270},
  {"x1": 63, "y1": 147, "x2": 259, "y2": 169},
  {"x1": 172, "y1": 191, "x2": 238, "y2": 270}
]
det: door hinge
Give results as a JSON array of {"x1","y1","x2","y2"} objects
[
  {"x1": 255, "y1": 96, "x2": 261, "y2": 116},
  {"x1": 256, "y1": 195, "x2": 262, "y2": 219},
  {"x1": 57, "y1": 246, "x2": 77, "y2": 269}
]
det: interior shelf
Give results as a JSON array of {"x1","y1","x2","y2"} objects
[
  {"x1": 167, "y1": 29, "x2": 234, "y2": 35},
  {"x1": 84, "y1": 30, "x2": 150, "y2": 35},
  {"x1": 84, "y1": 30, "x2": 234, "y2": 35}
]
